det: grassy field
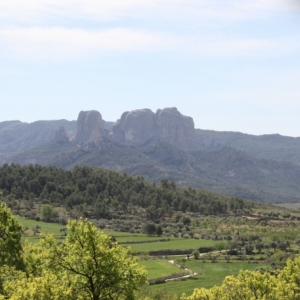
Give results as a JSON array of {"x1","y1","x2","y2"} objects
[
  {"x1": 17, "y1": 217, "x2": 216, "y2": 254},
  {"x1": 16, "y1": 216, "x2": 270, "y2": 295},
  {"x1": 17, "y1": 217, "x2": 65, "y2": 243},
  {"x1": 140, "y1": 259, "x2": 180, "y2": 279},
  {"x1": 275, "y1": 203, "x2": 300, "y2": 210},
  {"x1": 123, "y1": 239, "x2": 217, "y2": 253},
  {"x1": 151, "y1": 261, "x2": 269, "y2": 295},
  {"x1": 115, "y1": 236, "x2": 170, "y2": 243}
]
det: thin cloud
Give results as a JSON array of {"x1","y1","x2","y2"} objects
[
  {"x1": 0, "y1": 27, "x2": 174, "y2": 60},
  {"x1": 0, "y1": 0, "x2": 290, "y2": 24},
  {"x1": 0, "y1": 26, "x2": 297, "y2": 60},
  {"x1": 0, "y1": 1, "x2": 298, "y2": 60}
]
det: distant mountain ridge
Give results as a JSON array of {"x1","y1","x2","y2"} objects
[
  {"x1": 0, "y1": 108, "x2": 299, "y2": 203},
  {"x1": 195, "y1": 129, "x2": 300, "y2": 165}
]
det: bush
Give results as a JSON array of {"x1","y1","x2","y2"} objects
[{"x1": 193, "y1": 250, "x2": 200, "y2": 260}]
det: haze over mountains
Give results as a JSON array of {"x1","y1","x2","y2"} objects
[{"x1": 1, "y1": 108, "x2": 300, "y2": 203}]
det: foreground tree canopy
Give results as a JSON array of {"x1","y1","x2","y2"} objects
[
  {"x1": 0, "y1": 197, "x2": 23, "y2": 270},
  {"x1": 0, "y1": 199, "x2": 147, "y2": 300}
]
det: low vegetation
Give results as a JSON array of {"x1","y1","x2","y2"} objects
[{"x1": 2, "y1": 164, "x2": 300, "y2": 299}]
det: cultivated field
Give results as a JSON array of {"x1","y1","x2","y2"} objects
[
  {"x1": 15, "y1": 215, "x2": 295, "y2": 296},
  {"x1": 150, "y1": 261, "x2": 268, "y2": 295}
]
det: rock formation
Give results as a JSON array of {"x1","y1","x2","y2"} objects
[
  {"x1": 109, "y1": 107, "x2": 197, "y2": 151},
  {"x1": 108, "y1": 109, "x2": 156, "y2": 146},
  {"x1": 53, "y1": 126, "x2": 69, "y2": 144},
  {"x1": 155, "y1": 107, "x2": 197, "y2": 151},
  {"x1": 74, "y1": 110, "x2": 106, "y2": 145}
]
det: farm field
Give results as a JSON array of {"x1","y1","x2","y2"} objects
[
  {"x1": 123, "y1": 239, "x2": 218, "y2": 253},
  {"x1": 275, "y1": 203, "x2": 300, "y2": 210},
  {"x1": 115, "y1": 236, "x2": 170, "y2": 243},
  {"x1": 17, "y1": 217, "x2": 150, "y2": 242},
  {"x1": 18, "y1": 217, "x2": 65, "y2": 243},
  {"x1": 151, "y1": 261, "x2": 269, "y2": 295},
  {"x1": 15, "y1": 216, "x2": 291, "y2": 296},
  {"x1": 140, "y1": 259, "x2": 179, "y2": 279},
  {"x1": 17, "y1": 217, "x2": 217, "y2": 254}
]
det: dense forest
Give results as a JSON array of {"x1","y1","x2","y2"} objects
[{"x1": 0, "y1": 163, "x2": 248, "y2": 219}]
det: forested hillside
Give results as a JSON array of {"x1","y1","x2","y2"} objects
[
  {"x1": 49, "y1": 141, "x2": 300, "y2": 203},
  {"x1": 0, "y1": 164, "x2": 248, "y2": 217},
  {"x1": 5, "y1": 140, "x2": 300, "y2": 203}
]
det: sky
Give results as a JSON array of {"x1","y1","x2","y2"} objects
[{"x1": 0, "y1": 1, "x2": 300, "y2": 137}]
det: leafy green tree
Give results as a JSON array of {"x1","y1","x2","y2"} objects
[
  {"x1": 192, "y1": 250, "x2": 200, "y2": 260},
  {"x1": 144, "y1": 223, "x2": 156, "y2": 236},
  {"x1": 255, "y1": 242, "x2": 264, "y2": 254},
  {"x1": 2, "y1": 271, "x2": 74, "y2": 300},
  {"x1": 28, "y1": 179, "x2": 43, "y2": 196},
  {"x1": 215, "y1": 242, "x2": 226, "y2": 253},
  {"x1": 1, "y1": 218, "x2": 147, "y2": 300},
  {"x1": 0, "y1": 197, "x2": 24, "y2": 270},
  {"x1": 156, "y1": 225, "x2": 163, "y2": 236},
  {"x1": 40, "y1": 204, "x2": 58, "y2": 222},
  {"x1": 44, "y1": 219, "x2": 147, "y2": 300},
  {"x1": 244, "y1": 244, "x2": 254, "y2": 255}
]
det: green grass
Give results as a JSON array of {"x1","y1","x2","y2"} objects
[
  {"x1": 140, "y1": 259, "x2": 179, "y2": 279},
  {"x1": 123, "y1": 239, "x2": 218, "y2": 253},
  {"x1": 17, "y1": 217, "x2": 152, "y2": 244},
  {"x1": 99, "y1": 230, "x2": 146, "y2": 237},
  {"x1": 17, "y1": 217, "x2": 217, "y2": 254},
  {"x1": 16, "y1": 216, "x2": 271, "y2": 295},
  {"x1": 275, "y1": 203, "x2": 300, "y2": 210},
  {"x1": 116, "y1": 236, "x2": 169, "y2": 243},
  {"x1": 17, "y1": 217, "x2": 66, "y2": 243},
  {"x1": 151, "y1": 261, "x2": 268, "y2": 295}
]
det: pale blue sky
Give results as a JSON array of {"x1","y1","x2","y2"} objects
[{"x1": 1, "y1": 1, "x2": 300, "y2": 136}]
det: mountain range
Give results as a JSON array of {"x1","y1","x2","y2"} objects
[{"x1": 0, "y1": 107, "x2": 299, "y2": 203}]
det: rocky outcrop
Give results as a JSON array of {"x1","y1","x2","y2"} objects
[
  {"x1": 108, "y1": 109, "x2": 156, "y2": 146},
  {"x1": 109, "y1": 107, "x2": 197, "y2": 151},
  {"x1": 74, "y1": 111, "x2": 106, "y2": 145},
  {"x1": 53, "y1": 126, "x2": 69, "y2": 144},
  {"x1": 155, "y1": 107, "x2": 197, "y2": 151}
]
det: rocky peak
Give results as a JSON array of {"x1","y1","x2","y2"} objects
[
  {"x1": 155, "y1": 107, "x2": 197, "y2": 151},
  {"x1": 109, "y1": 107, "x2": 197, "y2": 151},
  {"x1": 108, "y1": 109, "x2": 156, "y2": 146},
  {"x1": 74, "y1": 110, "x2": 106, "y2": 145},
  {"x1": 53, "y1": 126, "x2": 69, "y2": 144}
]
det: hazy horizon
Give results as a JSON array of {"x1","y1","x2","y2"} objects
[{"x1": 1, "y1": 1, "x2": 299, "y2": 136}]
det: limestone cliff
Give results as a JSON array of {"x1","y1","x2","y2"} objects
[
  {"x1": 109, "y1": 107, "x2": 197, "y2": 151},
  {"x1": 108, "y1": 109, "x2": 156, "y2": 146},
  {"x1": 155, "y1": 107, "x2": 197, "y2": 151},
  {"x1": 74, "y1": 111, "x2": 106, "y2": 145}
]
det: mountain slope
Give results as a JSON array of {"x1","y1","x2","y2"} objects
[
  {"x1": 26, "y1": 140, "x2": 300, "y2": 203},
  {"x1": 196, "y1": 129, "x2": 300, "y2": 165},
  {"x1": 0, "y1": 120, "x2": 77, "y2": 156},
  {"x1": 0, "y1": 119, "x2": 115, "y2": 159},
  {"x1": 1, "y1": 109, "x2": 300, "y2": 204}
]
